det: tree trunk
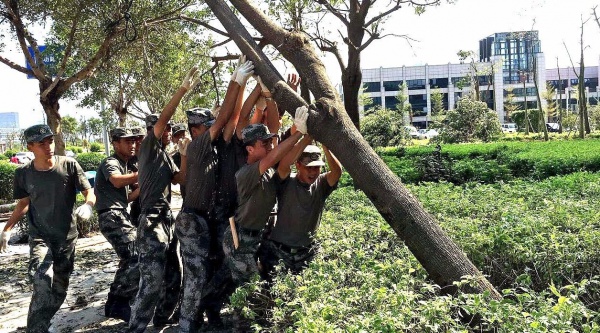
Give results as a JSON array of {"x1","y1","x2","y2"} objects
[
  {"x1": 210, "y1": 0, "x2": 501, "y2": 299},
  {"x1": 118, "y1": 107, "x2": 127, "y2": 127},
  {"x1": 341, "y1": 71, "x2": 361, "y2": 129},
  {"x1": 39, "y1": 81, "x2": 66, "y2": 155},
  {"x1": 300, "y1": 75, "x2": 311, "y2": 104},
  {"x1": 533, "y1": 57, "x2": 548, "y2": 140}
]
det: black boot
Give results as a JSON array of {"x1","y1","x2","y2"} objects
[
  {"x1": 105, "y1": 295, "x2": 131, "y2": 322},
  {"x1": 206, "y1": 308, "x2": 224, "y2": 328}
]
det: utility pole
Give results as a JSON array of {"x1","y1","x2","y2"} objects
[{"x1": 101, "y1": 100, "x2": 110, "y2": 156}]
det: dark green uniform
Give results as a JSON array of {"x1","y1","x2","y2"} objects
[
  {"x1": 14, "y1": 156, "x2": 90, "y2": 333},
  {"x1": 223, "y1": 162, "x2": 277, "y2": 286},
  {"x1": 95, "y1": 154, "x2": 139, "y2": 318},
  {"x1": 175, "y1": 131, "x2": 216, "y2": 332},
  {"x1": 259, "y1": 174, "x2": 337, "y2": 278},
  {"x1": 129, "y1": 131, "x2": 182, "y2": 332}
]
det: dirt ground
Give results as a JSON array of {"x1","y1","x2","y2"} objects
[{"x1": 0, "y1": 189, "x2": 236, "y2": 333}]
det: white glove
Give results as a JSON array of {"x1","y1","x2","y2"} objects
[
  {"x1": 75, "y1": 203, "x2": 93, "y2": 221},
  {"x1": 178, "y1": 137, "x2": 192, "y2": 156},
  {"x1": 234, "y1": 61, "x2": 255, "y2": 86},
  {"x1": 255, "y1": 75, "x2": 269, "y2": 93},
  {"x1": 294, "y1": 106, "x2": 309, "y2": 134},
  {"x1": 230, "y1": 55, "x2": 246, "y2": 82},
  {"x1": 181, "y1": 65, "x2": 201, "y2": 91},
  {"x1": 0, "y1": 230, "x2": 11, "y2": 253}
]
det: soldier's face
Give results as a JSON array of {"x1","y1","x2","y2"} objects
[
  {"x1": 161, "y1": 126, "x2": 172, "y2": 146},
  {"x1": 296, "y1": 163, "x2": 321, "y2": 184},
  {"x1": 28, "y1": 137, "x2": 55, "y2": 159},
  {"x1": 114, "y1": 138, "x2": 136, "y2": 159},
  {"x1": 134, "y1": 136, "x2": 144, "y2": 156}
]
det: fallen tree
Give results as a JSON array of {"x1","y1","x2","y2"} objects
[{"x1": 203, "y1": 0, "x2": 500, "y2": 299}]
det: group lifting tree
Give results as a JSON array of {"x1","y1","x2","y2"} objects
[{"x1": 203, "y1": 0, "x2": 501, "y2": 299}]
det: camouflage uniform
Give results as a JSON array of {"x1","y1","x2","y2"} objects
[
  {"x1": 175, "y1": 109, "x2": 218, "y2": 331},
  {"x1": 15, "y1": 125, "x2": 91, "y2": 333},
  {"x1": 128, "y1": 122, "x2": 182, "y2": 333},
  {"x1": 27, "y1": 237, "x2": 76, "y2": 333},
  {"x1": 257, "y1": 239, "x2": 317, "y2": 277},
  {"x1": 95, "y1": 129, "x2": 140, "y2": 319}
]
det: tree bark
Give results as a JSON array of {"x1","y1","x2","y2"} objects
[
  {"x1": 39, "y1": 80, "x2": 66, "y2": 155},
  {"x1": 207, "y1": 0, "x2": 501, "y2": 299}
]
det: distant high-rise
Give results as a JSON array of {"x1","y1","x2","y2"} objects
[
  {"x1": 0, "y1": 112, "x2": 21, "y2": 147},
  {"x1": 479, "y1": 31, "x2": 542, "y2": 84}
]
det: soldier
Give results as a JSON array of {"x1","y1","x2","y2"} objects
[
  {"x1": 0, "y1": 124, "x2": 95, "y2": 333},
  {"x1": 176, "y1": 58, "x2": 254, "y2": 332},
  {"x1": 258, "y1": 142, "x2": 342, "y2": 281},
  {"x1": 94, "y1": 127, "x2": 140, "y2": 321},
  {"x1": 128, "y1": 126, "x2": 145, "y2": 227},
  {"x1": 128, "y1": 65, "x2": 199, "y2": 333},
  {"x1": 222, "y1": 106, "x2": 308, "y2": 293},
  {"x1": 170, "y1": 123, "x2": 188, "y2": 201}
]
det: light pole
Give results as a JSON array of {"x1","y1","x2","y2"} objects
[{"x1": 520, "y1": 70, "x2": 530, "y2": 134}]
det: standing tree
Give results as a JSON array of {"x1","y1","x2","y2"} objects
[
  {"x1": 395, "y1": 81, "x2": 412, "y2": 126},
  {"x1": 0, "y1": 1, "x2": 195, "y2": 154},
  {"x1": 203, "y1": 0, "x2": 500, "y2": 298},
  {"x1": 60, "y1": 115, "x2": 78, "y2": 145},
  {"x1": 564, "y1": 16, "x2": 591, "y2": 138},
  {"x1": 271, "y1": 0, "x2": 449, "y2": 129},
  {"x1": 503, "y1": 87, "x2": 520, "y2": 123}
]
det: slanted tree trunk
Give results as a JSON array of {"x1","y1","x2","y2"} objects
[
  {"x1": 208, "y1": 0, "x2": 501, "y2": 299},
  {"x1": 532, "y1": 57, "x2": 548, "y2": 140}
]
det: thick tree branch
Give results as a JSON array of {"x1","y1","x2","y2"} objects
[
  {"x1": 0, "y1": 54, "x2": 32, "y2": 75},
  {"x1": 41, "y1": 6, "x2": 82, "y2": 99}
]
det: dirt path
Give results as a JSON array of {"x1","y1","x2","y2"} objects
[{"x1": 0, "y1": 188, "x2": 235, "y2": 333}]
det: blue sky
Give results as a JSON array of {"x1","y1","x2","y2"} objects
[{"x1": 1, "y1": 0, "x2": 599, "y2": 128}]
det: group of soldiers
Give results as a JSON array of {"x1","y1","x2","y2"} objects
[{"x1": 0, "y1": 57, "x2": 342, "y2": 333}]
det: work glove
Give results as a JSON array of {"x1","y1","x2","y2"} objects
[
  {"x1": 294, "y1": 106, "x2": 309, "y2": 135},
  {"x1": 230, "y1": 55, "x2": 246, "y2": 82},
  {"x1": 178, "y1": 137, "x2": 192, "y2": 156},
  {"x1": 234, "y1": 61, "x2": 254, "y2": 86},
  {"x1": 181, "y1": 65, "x2": 201, "y2": 91},
  {"x1": 75, "y1": 203, "x2": 93, "y2": 221},
  {"x1": 0, "y1": 230, "x2": 11, "y2": 253}
]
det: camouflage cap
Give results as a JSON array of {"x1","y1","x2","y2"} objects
[
  {"x1": 145, "y1": 114, "x2": 173, "y2": 129},
  {"x1": 145, "y1": 114, "x2": 159, "y2": 128},
  {"x1": 109, "y1": 127, "x2": 136, "y2": 141},
  {"x1": 241, "y1": 123, "x2": 277, "y2": 145},
  {"x1": 298, "y1": 145, "x2": 325, "y2": 167},
  {"x1": 186, "y1": 107, "x2": 215, "y2": 127},
  {"x1": 24, "y1": 124, "x2": 54, "y2": 143},
  {"x1": 172, "y1": 123, "x2": 187, "y2": 135},
  {"x1": 130, "y1": 127, "x2": 145, "y2": 137}
]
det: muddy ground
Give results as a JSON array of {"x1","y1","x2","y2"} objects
[{"x1": 0, "y1": 190, "x2": 237, "y2": 333}]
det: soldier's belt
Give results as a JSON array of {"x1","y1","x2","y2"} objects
[
  {"x1": 238, "y1": 227, "x2": 262, "y2": 238},
  {"x1": 271, "y1": 240, "x2": 311, "y2": 254}
]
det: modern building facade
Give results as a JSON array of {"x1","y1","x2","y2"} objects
[
  {"x1": 0, "y1": 112, "x2": 21, "y2": 150},
  {"x1": 359, "y1": 31, "x2": 597, "y2": 128}
]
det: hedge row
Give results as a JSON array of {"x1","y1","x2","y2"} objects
[
  {"x1": 372, "y1": 139, "x2": 600, "y2": 184},
  {"x1": 236, "y1": 172, "x2": 600, "y2": 331}
]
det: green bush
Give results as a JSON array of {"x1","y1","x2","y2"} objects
[
  {"x1": 4, "y1": 149, "x2": 18, "y2": 159},
  {"x1": 75, "y1": 152, "x2": 105, "y2": 172},
  {"x1": 67, "y1": 146, "x2": 84, "y2": 154},
  {"x1": 89, "y1": 142, "x2": 103, "y2": 152},
  {"x1": 0, "y1": 161, "x2": 18, "y2": 201},
  {"x1": 235, "y1": 183, "x2": 600, "y2": 331}
]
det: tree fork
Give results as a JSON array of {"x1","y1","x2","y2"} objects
[{"x1": 204, "y1": 0, "x2": 501, "y2": 299}]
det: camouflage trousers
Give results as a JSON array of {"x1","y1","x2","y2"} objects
[
  {"x1": 257, "y1": 240, "x2": 317, "y2": 281},
  {"x1": 128, "y1": 208, "x2": 182, "y2": 333},
  {"x1": 174, "y1": 209, "x2": 210, "y2": 332},
  {"x1": 99, "y1": 210, "x2": 139, "y2": 301},
  {"x1": 26, "y1": 237, "x2": 76, "y2": 333},
  {"x1": 223, "y1": 225, "x2": 262, "y2": 286}
]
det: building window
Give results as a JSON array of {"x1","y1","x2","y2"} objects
[
  {"x1": 409, "y1": 94, "x2": 427, "y2": 116},
  {"x1": 383, "y1": 80, "x2": 403, "y2": 91},
  {"x1": 429, "y1": 78, "x2": 448, "y2": 89},
  {"x1": 384, "y1": 96, "x2": 399, "y2": 110},
  {"x1": 407, "y1": 79, "x2": 426, "y2": 90},
  {"x1": 364, "y1": 96, "x2": 382, "y2": 112},
  {"x1": 451, "y1": 77, "x2": 470, "y2": 88},
  {"x1": 363, "y1": 81, "x2": 381, "y2": 93}
]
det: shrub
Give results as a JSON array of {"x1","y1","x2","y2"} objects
[
  {"x1": 0, "y1": 161, "x2": 18, "y2": 201},
  {"x1": 4, "y1": 149, "x2": 18, "y2": 159},
  {"x1": 89, "y1": 142, "x2": 103, "y2": 152},
  {"x1": 75, "y1": 152, "x2": 105, "y2": 172},
  {"x1": 67, "y1": 146, "x2": 84, "y2": 154}
]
